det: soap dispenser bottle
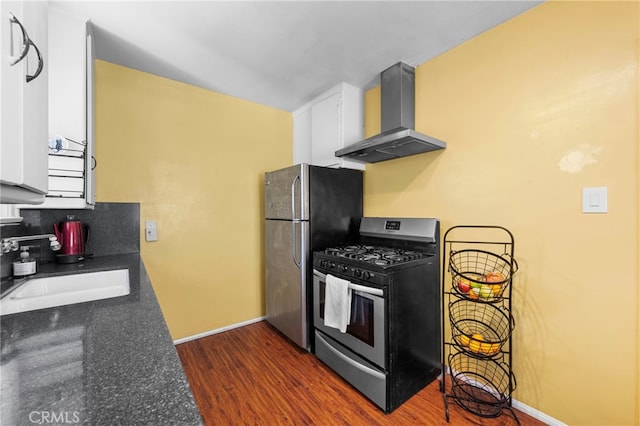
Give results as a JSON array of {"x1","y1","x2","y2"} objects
[{"x1": 13, "y1": 246, "x2": 36, "y2": 277}]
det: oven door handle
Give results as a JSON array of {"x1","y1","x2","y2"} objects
[
  {"x1": 316, "y1": 332, "x2": 386, "y2": 380},
  {"x1": 313, "y1": 269, "x2": 384, "y2": 297}
]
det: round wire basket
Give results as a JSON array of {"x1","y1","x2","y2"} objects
[
  {"x1": 449, "y1": 249, "x2": 518, "y2": 301},
  {"x1": 449, "y1": 300, "x2": 514, "y2": 357},
  {"x1": 448, "y1": 352, "x2": 517, "y2": 418}
]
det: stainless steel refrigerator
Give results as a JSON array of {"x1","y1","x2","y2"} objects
[{"x1": 264, "y1": 164, "x2": 363, "y2": 350}]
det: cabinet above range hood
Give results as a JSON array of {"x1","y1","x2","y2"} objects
[{"x1": 335, "y1": 62, "x2": 446, "y2": 163}]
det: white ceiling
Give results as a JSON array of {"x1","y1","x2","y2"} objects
[{"x1": 50, "y1": 1, "x2": 543, "y2": 112}]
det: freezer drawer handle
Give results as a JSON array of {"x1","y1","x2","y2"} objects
[
  {"x1": 316, "y1": 332, "x2": 386, "y2": 380},
  {"x1": 313, "y1": 269, "x2": 384, "y2": 297}
]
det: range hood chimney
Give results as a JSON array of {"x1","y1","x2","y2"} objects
[{"x1": 335, "y1": 62, "x2": 446, "y2": 163}]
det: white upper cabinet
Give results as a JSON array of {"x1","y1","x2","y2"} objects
[
  {"x1": 294, "y1": 82, "x2": 365, "y2": 170},
  {"x1": 0, "y1": 0, "x2": 48, "y2": 204},
  {"x1": 311, "y1": 93, "x2": 341, "y2": 167},
  {"x1": 48, "y1": 8, "x2": 87, "y2": 146},
  {"x1": 31, "y1": 8, "x2": 95, "y2": 209}
]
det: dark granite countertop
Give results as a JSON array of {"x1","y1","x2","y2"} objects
[{"x1": 0, "y1": 254, "x2": 203, "y2": 425}]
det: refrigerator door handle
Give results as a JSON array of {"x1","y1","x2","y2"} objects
[
  {"x1": 291, "y1": 174, "x2": 302, "y2": 267},
  {"x1": 291, "y1": 174, "x2": 300, "y2": 220}
]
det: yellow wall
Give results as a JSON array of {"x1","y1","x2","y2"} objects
[
  {"x1": 364, "y1": 2, "x2": 638, "y2": 425},
  {"x1": 637, "y1": 34, "x2": 640, "y2": 426},
  {"x1": 94, "y1": 60, "x2": 292, "y2": 339}
]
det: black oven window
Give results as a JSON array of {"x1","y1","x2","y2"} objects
[
  {"x1": 347, "y1": 295, "x2": 375, "y2": 346},
  {"x1": 319, "y1": 284, "x2": 375, "y2": 347}
]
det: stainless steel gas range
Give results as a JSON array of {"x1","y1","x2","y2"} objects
[{"x1": 312, "y1": 217, "x2": 441, "y2": 413}]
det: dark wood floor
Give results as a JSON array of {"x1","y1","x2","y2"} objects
[{"x1": 176, "y1": 321, "x2": 545, "y2": 425}]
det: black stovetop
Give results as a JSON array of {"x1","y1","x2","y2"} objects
[
  {"x1": 313, "y1": 243, "x2": 435, "y2": 283},
  {"x1": 318, "y1": 244, "x2": 429, "y2": 267}
]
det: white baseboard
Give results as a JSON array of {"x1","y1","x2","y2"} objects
[
  {"x1": 173, "y1": 316, "x2": 266, "y2": 345},
  {"x1": 511, "y1": 399, "x2": 566, "y2": 426}
]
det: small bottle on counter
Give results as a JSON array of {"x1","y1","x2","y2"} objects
[{"x1": 13, "y1": 246, "x2": 36, "y2": 277}]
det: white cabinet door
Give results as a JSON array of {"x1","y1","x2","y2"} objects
[
  {"x1": 311, "y1": 93, "x2": 342, "y2": 168},
  {"x1": 0, "y1": 0, "x2": 48, "y2": 203},
  {"x1": 85, "y1": 21, "x2": 96, "y2": 206},
  {"x1": 294, "y1": 82, "x2": 365, "y2": 170},
  {"x1": 28, "y1": 10, "x2": 95, "y2": 209},
  {"x1": 48, "y1": 7, "x2": 85, "y2": 145},
  {"x1": 293, "y1": 106, "x2": 311, "y2": 165},
  {"x1": 20, "y1": 0, "x2": 48, "y2": 193},
  {"x1": 1, "y1": 1, "x2": 25, "y2": 187}
]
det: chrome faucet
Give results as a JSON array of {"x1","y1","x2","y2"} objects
[{"x1": 0, "y1": 234, "x2": 61, "y2": 255}]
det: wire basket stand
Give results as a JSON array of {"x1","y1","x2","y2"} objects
[{"x1": 440, "y1": 225, "x2": 519, "y2": 425}]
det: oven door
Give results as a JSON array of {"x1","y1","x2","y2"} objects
[{"x1": 313, "y1": 269, "x2": 386, "y2": 368}]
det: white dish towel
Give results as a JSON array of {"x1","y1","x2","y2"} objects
[{"x1": 324, "y1": 274, "x2": 352, "y2": 333}]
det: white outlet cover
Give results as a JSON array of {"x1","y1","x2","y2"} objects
[
  {"x1": 145, "y1": 220, "x2": 158, "y2": 241},
  {"x1": 582, "y1": 187, "x2": 607, "y2": 213}
]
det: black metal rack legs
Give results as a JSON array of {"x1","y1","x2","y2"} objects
[{"x1": 440, "y1": 225, "x2": 519, "y2": 424}]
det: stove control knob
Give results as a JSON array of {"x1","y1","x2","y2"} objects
[
  {"x1": 329, "y1": 262, "x2": 336, "y2": 269},
  {"x1": 363, "y1": 271, "x2": 372, "y2": 280},
  {"x1": 355, "y1": 269, "x2": 362, "y2": 278},
  {"x1": 341, "y1": 265, "x2": 348, "y2": 273}
]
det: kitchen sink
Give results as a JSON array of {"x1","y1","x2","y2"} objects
[{"x1": 0, "y1": 269, "x2": 130, "y2": 316}]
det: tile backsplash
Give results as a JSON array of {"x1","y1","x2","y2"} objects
[{"x1": 1, "y1": 202, "x2": 140, "y2": 278}]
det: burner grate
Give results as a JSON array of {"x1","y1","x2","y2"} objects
[{"x1": 322, "y1": 245, "x2": 429, "y2": 266}]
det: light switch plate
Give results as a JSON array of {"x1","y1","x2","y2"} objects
[
  {"x1": 582, "y1": 187, "x2": 607, "y2": 213},
  {"x1": 145, "y1": 220, "x2": 158, "y2": 241}
]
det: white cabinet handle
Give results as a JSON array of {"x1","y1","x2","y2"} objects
[
  {"x1": 7, "y1": 12, "x2": 43, "y2": 83},
  {"x1": 25, "y1": 38, "x2": 43, "y2": 82},
  {"x1": 8, "y1": 13, "x2": 29, "y2": 66}
]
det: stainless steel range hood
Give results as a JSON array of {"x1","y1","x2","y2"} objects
[{"x1": 335, "y1": 62, "x2": 446, "y2": 163}]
